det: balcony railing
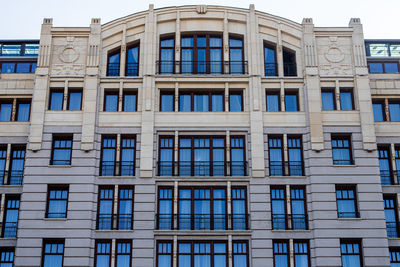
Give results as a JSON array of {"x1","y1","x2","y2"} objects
[
  {"x1": 107, "y1": 63, "x2": 120, "y2": 76},
  {"x1": 380, "y1": 170, "x2": 399, "y2": 185},
  {"x1": 338, "y1": 211, "x2": 360, "y2": 218},
  {"x1": 269, "y1": 161, "x2": 304, "y2": 176},
  {"x1": 0, "y1": 170, "x2": 24, "y2": 185},
  {"x1": 155, "y1": 214, "x2": 249, "y2": 231},
  {"x1": 2, "y1": 222, "x2": 17, "y2": 238},
  {"x1": 272, "y1": 214, "x2": 308, "y2": 230},
  {"x1": 283, "y1": 62, "x2": 297, "y2": 76},
  {"x1": 97, "y1": 214, "x2": 133, "y2": 230},
  {"x1": 100, "y1": 161, "x2": 135, "y2": 176},
  {"x1": 157, "y1": 161, "x2": 248, "y2": 177},
  {"x1": 156, "y1": 60, "x2": 248, "y2": 75},
  {"x1": 386, "y1": 222, "x2": 399, "y2": 238},
  {"x1": 126, "y1": 63, "x2": 139, "y2": 76},
  {"x1": 264, "y1": 63, "x2": 278, "y2": 76}
]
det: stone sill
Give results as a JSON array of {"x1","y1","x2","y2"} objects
[
  {"x1": 48, "y1": 165, "x2": 72, "y2": 168},
  {"x1": 271, "y1": 230, "x2": 311, "y2": 233},
  {"x1": 337, "y1": 218, "x2": 362, "y2": 221},
  {"x1": 43, "y1": 218, "x2": 67, "y2": 221},
  {"x1": 94, "y1": 230, "x2": 134, "y2": 233},
  {"x1": 331, "y1": 164, "x2": 357, "y2": 167},
  {"x1": 268, "y1": 176, "x2": 306, "y2": 179}
]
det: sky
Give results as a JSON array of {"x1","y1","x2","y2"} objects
[{"x1": 0, "y1": 0, "x2": 399, "y2": 40}]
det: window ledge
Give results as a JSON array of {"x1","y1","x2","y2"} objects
[
  {"x1": 48, "y1": 165, "x2": 72, "y2": 168},
  {"x1": 331, "y1": 164, "x2": 357, "y2": 167},
  {"x1": 44, "y1": 218, "x2": 67, "y2": 221},
  {"x1": 337, "y1": 217, "x2": 362, "y2": 221},
  {"x1": 268, "y1": 175, "x2": 306, "y2": 179},
  {"x1": 94, "y1": 230, "x2": 134, "y2": 233},
  {"x1": 271, "y1": 230, "x2": 311, "y2": 233}
]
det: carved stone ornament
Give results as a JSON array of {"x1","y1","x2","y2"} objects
[
  {"x1": 324, "y1": 37, "x2": 344, "y2": 63},
  {"x1": 52, "y1": 64, "x2": 84, "y2": 76},
  {"x1": 59, "y1": 37, "x2": 79, "y2": 63},
  {"x1": 196, "y1": 5, "x2": 207, "y2": 14},
  {"x1": 320, "y1": 37, "x2": 351, "y2": 75}
]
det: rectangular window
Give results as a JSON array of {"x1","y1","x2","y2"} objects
[
  {"x1": 51, "y1": 135, "x2": 72, "y2": 165},
  {"x1": 290, "y1": 186, "x2": 307, "y2": 230},
  {"x1": 396, "y1": 146, "x2": 400, "y2": 178},
  {"x1": 95, "y1": 240, "x2": 112, "y2": 267},
  {"x1": 340, "y1": 240, "x2": 362, "y2": 267},
  {"x1": 104, "y1": 91, "x2": 118, "y2": 112},
  {"x1": 372, "y1": 100, "x2": 386, "y2": 121},
  {"x1": 389, "y1": 100, "x2": 400, "y2": 121},
  {"x1": 42, "y1": 240, "x2": 64, "y2": 267},
  {"x1": 294, "y1": 241, "x2": 310, "y2": 267},
  {"x1": 49, "y1": 89, "x2": 64, "y2": 111},
  {"x1": 157, "y1": 241, "x2": 172, "y2": 267},
  {"x1": 390, "y1": 248, "x2": 400, "y2": 266},
  {"x1": 46, "y1": 185, "x2": 69, "y2": 218},
  {"x1": 97, "y1": 186, "x2": 114, "y2": 230},
  {"x1": 283, "y1": 48, "x2": 297, "y2": 76},
  {"x1": 321, "y1": 89, "x2": 336, "y2": 111},
  {"x1": 159, "y1": 136, "x2": 174, "y2": 176},
  {"x1": 8, "y1": 145, "x2": 25, "y2": 185},
  {"x1": 0, "y1": 146, "x2": 6, "y2": 184},
  {"x1": 179, "y1": 92, "x2": 224, "y2": 112},
  {"x1": 264, "y1": 44, "x2": 277, "y2": 76},
  {"x1": 116, "y1": 240, "x2": 132, "y2": 267},
  {"x1": 160, "y1": 92, "x2": 174, "y2": 112},
  {"x1": 271, "y1": 186, "x2": 286, "y2": 230},
  {"x1": 229, "y1": 91, "x2": 243, "y2": 112},
  {"x1": 340, "y1": 89, "x2": 354, "y2": 110},
  {"x1": 378, "y1": 146, "x2": 393, "y2": 185},
  {"x1": 1, "y1": 62, "x2": 16, "y2": 73},
  {"x1": 285, "y1": 91, "x2": 299, "y2": 111},
  {"x1": 368, "y1": 61, "x2": 399, "y2": 73},
  {"x1": 120, "y1": 136, "x2": 135, "y2": 176},
  {"x1": 107, "y1": 51, "x2": 120, "y2": 76},
  {"x1": 2, "y1": 196, "x2": 19, "y2": 238},
  {"x1": 232, "y1": 187, "x2": 247, "y2": 230},
  {"x1": 231, "y1": 136, "x2": 246, "y2": 176},
  {"x1": 159, "y1": 37, "x2": 175, "y2": 74},
  {"x1": 157, "y1": 187, "x2": 173, "y2": 230},
  {"x1": 178, "y1": 242, "x2": 227, "y2": 267},
  {"x1": 287, "y1": 136, "x2": 304, "y2": 176},
  {"x1": 384, "y1": 195, "x2": 399, "y2": 238},
  {"x1": 268, "y1": 136, "x2": 284, "y2": 176},
  {"x1": 273, "y1": 240, "x2": 289, "y2": 267},
  {"x1": 266, "y1": 91, "x2": 280, "y2": 112},
  {"x1": 126, "y1": 44, "x2": 139, "y2": 76},
  {"x1": 100, "y1": 136, "x2": 116, "y2": 176},
  {"x1": 67, "y1": 89, "x2": 82, "y2": 111},
  {"x1": 118, "y1": 186, "x2": 134, "y2": 230},
  {"x1": 0, "y1": 101, "x2": 12, "y2": 121},
  {"x1": 123, "y1": 91, "x2": 137, "y2": 111},
  {"x1": 16, "y1": 99, "x2": 31, "y2": 121},
  {"x1": 233, "y1": 242, "x2": 248, "y2": 267},
  {"x1": 331, "y1": 135, "x2": 353, "y2": 165},
  {"x1": 336, "y1": 185, "x2": 358, "y2": 218},
  {"x1": 229, "y1": 37, "x2": 244, "y2": 74},
  {"x1": 0, "y1": 248, "x2": 14, "y2": 266}
]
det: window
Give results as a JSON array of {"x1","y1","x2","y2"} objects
[
  {"x1": 107, "y1": 50, "x2": 120, "y2": 76},
  {"x1": 2, "y1": 196, "x2": 19, "y2": 238},
  {"x1": 120, "y1": 136, "x2": 136, "y2": 176},
  {"x1": 372, "y1": 100, "x2": 385, "y2": 121},
  {"x1": 181, "y1": 34, "x2": 223, "y2": 74},
  {"x1": 294, "y1": 241, "x2": 310, "y2": 267},
  {"x1": 384, "y1": 195, "x2": 399, "y2": 238},
  {"x1": 100, "y1": 136, "x2": 116, "y2": 176},
  {"x1": 340, "y1": 240, "x2": 363, "y2": 267},
  {"x1": 97, "y1": 186, "x2": 134, "y2": 230},
  {"x1": 229, "y1": 91, "x2": 243, "y2": 112},
  {"x1": 229, "y1": 36, "x2": 244, "y2": 74},
  {"x1": 378, "y1": 146, "x2": 394, "y2": 185},
  {"x1": 46, "y1": 185, "x2": 69, "y2": 218},
  {"x1": 1, "y1": 44, "x2": 21, "y2": 56},
  {"x1": 336, "y1": 185, "x2": 358, "y2": 218},
  {"x1": 42, "y1": 240, "x2": 64, "y2": 267},
  {"x1": 1, "y1": 63, "x2": 16, "y2": 73},
  {"x1": 178, "y1": 242, "x2": 227, "y2": 267},
  {"x1": 95, "y1": 240, "x2": 111, "y2": 267},
  {"x1": 49, "y1": 89, "x2": 64, "y2": 111},
  {"x1": 123, "y1": 91, "x2": 137, "y2": 112},
  {"x1": 51, "y1": 135, "x2": 72, "y2": 165},
  {"x1": 266, "y1": 91, "x2": 280, "y2": 112},
  {"x1": 368, "y1": 61, "x2": 399, "y2": 73},
  {"x1": 67, "y1": 89, "x2": 82, "y2": 111},
  {"x1": 389, "y1": 100, "x2": 400, "y2": 121},
  {"x1": 160, "y1": 92, "x2": 174, "y2": 112},
  {"x1": 158, "y1": 137, "x2": 174, "y2": 176},
  {"x1": 271, "y1": 186, "x2": 286, "y2": 230},
  {"x1": 268, "y1": 136, "x2": 284, "y2": 176},
  {"x1": 104, "y1": 91, "x2": 118, "y2": 112},
  {"x1": 273, "y1": 240, "x2": 289, "y2": 267},
  {"x1": 340, "y1": 89, "x2": 354, "y2": 110},
  {"x1": 331, "y1": 135, "x2": 353, "y2": 165},
  {"x1": 116, "y1": 240, "x2": 132, "y2": 267},
  {"x1": 179, "y1": 91, "x2": 224, "y2": 112},
  {"x1": 0, "y1": 146, "x2": 6, "y2": 184},
  {"x1": 390, "y1": 248, "x2": 400, "y2": 267},
  {"x1": 8, "y1": 145, "x2": 25, "y2": 185},
  {"x1": 100, "y1": 135, "x2": 135, "y2": 176},
  {"x1": 285, "y1": 91, "x2": 299, "y2": 111},
  {"x1": 231, "y1": 137, "x2": 246, "y2": 176},
  {"x1": 0, "y1": 101, "x2": 12, "y2": 121},
  {"x1": 321, "y1": 89, "x2": 335, "y2": 111},
  {"x1": 16, "y1": 99, "x2": 31, "y2": 121},
  {"x1": 126, "y1": 44, "x2": 139, "y2": 76},
  {"x1": 157, "y1": 187, "x2": 173, "y2": 230},
  {"x1": 233, "y1": 242, "x2": 248, "y2": 267},
  {"x1": 157, "y1": 241, "x2": 172, "y2": 267},
  {"x1": 396, "y1": 146, "x2": 400, "y2": 178},
  {"x1": 264, "y1": 43, "x2": 277, "y2": 76},
  {"x1": 159, "y1": 37, "x2": 175, "y2": 74},
  {"x1": 283, "y1": 48, "x2": 297, "y2": 76},
  {"x1": 290, "y1": 187, "x2": 307, "y2": 230},
  {"x1": 0, "y1": 248, "x2": 14, "y2": 266},
  {"x1": 232, "y1": 187, "x2": 248, "y2": 230},
  {"x1": 287, "y1": 136, "x2": 304, "y2": 176}
]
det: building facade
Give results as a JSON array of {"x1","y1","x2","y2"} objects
[{"x1": 0, "y1": 4, "x2": 399, "y2": 267}]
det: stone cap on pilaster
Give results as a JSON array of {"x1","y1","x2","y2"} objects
[
  {"x1": 91, "y1": 18, "x2": 101, "y2": 24},
  {"x1": 43, "y1": 18, "x2": 53, "y2": 25},
  {"x1": 349, "y1": 18, "x2": 361, "y2": 27},
  {"x1": 302, "y1": 18, "x2": 313, "y2": 25}
]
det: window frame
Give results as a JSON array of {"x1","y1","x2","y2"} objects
[
  {"x1": 120, "y1": 135, "x2": 136, "y2": 176},
  {"x1": 160, "y1": 91, "x2": 175, "y2": 112},
  {"x1": 266, "y1": 90, "x2": 281, "y2": 112},
  {"x1": 122, "y1": 90, "x2": 137, "y2": 112},
  {"x1": 273, "y1": 240, "x2": 290, "y2": 267},
  {"x1": 339, "y1": 88, "x2": 355, "y2": 111},
  {"x1": 0, "y1": 247, "x2": 14, "y2": 265},
  {"x1": 384, "y1": 194, "x2": 400, "y2": 238},
  {"x1": 107, "y1": 49, "x2": 120, "y2": 77},
  {"x1": 156, "y1": 241, "x2": 173, "y2": 267},
  {"x1": 178, "y1": 90, "x2": 225, "y2": 112},
  {"x1": 290, "y1": 185, "x2": 308, "y2": 230},
  {"x1": 100, "y1": 135, "x2": 117, "y2": 176},
  {"x1": 367, "y1": 60, "x2": 400, "y2": 73},
  {"x1": 284, "y1": 90, "x2": 299, "y2": 112},
  {"x1": 41, "y1": 239, "x2": 65, "y2": 267},
  {"x1": 231, "y1": 186, "x2": 248, "y2": 230},
  {"x1": 177, "y1": 241, "x2": 228, "y2": 267},
  {"x1": 229, "y1": 90, "x2": 244, "y2": 112},
  {"x1": 48, "y1": 89, "x2": 64, "y2": 111},
  {"x1": 46, "y1": 184, "x2": 69, "y2": 218},
  {"x1": 94, "y1": 239, "x2": 112, "y2": 267},
  {"x1": 263, "y1": 42, "x2": 278, "y2": 77},
  {"x1": 331, "y1": 134, "x2": 354, "y2": 165},
  {"x1": 2, "y1": 195, "x2": 20, "y2": 238},
  {"x1": 158, "y1": 135, "x2": 175, "y2": 176},
  {"x1": 340, "y1": 239, "x2": 363, "y2": 267},
  {"x1": 268, "y1": 135, "x2": 284, "y2": 176},
  {"x1": 157, "y1": 186, "x2": 174, "y2": 230},
  {"x1": 50, "y1": 134, "x2": 73, "y2": 166},
  {"x1": 228, "y1": 35, "x2": 245, "y2": 74},
  {"x1": 117, "y1": 185, "x2": 135, "y2": 230},
  {"x1": 116, "y1": 239, "x2": 132, "y2": 267},
  {"x1": 270, "y1": 185, "x2": 287, "y2": 230},
  {"x1": 390, "y1": 247, "x2": 400, "y2": 265},
  {"x1": 232, "y1": 241, "x2": 249, "y2": 267},
  {"x1": 15, "y1": 98, "x2": 31, "y2": 121},
  {"x1": 293, "y1": 240, "x2": 311, "y2": 267},
  {"x1": 372, "y1": 99, "x2": 386, "y2": 121},
  {"x1": 321, "y1": 88, "x2": 336, "y2": 111},
  {"x1": 125, "y1": 42, "x2": 140, "y2": 77},
  {"x1": 67, "y1": 88, "x2": 83, "y2": 111},
  {"x1": 96, "y1": 185, "x2": 115, "y2": 230},
  {"x1": 0, "y1": 99, "x2": 13, "y2": 121},
  {"x1": 335, "y1": 185, "x2": 359, "y2": 219},
  {"x1": 103, "y1": 90, "x2": 119, "y2": 112},
  {"x1": 159, "y1": 35, "x2": 176, "y2": 74}
]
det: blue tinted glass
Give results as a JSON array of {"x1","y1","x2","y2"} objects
[
  {"x1": 267, "y1": 94, "x2": 279, "y2": 111},
  {"x1": 180, "y1": 95, "x2": 191, "y2": 111},
  {"x1": 48, "y1": 199, "x2": 67, "y2": 218},
  {"x1": 1, "y1": 45, "x2": 21, "y2": 56},
  {"x1": 16, "y1": 62, "x2": 31, "y2": 73},
  {"x1": 389, "y1": 103, "x2": 400, "y2": 121},
  {"x1": 24, "y1": 44, "x2": 39, "y2": 56},
  {"x1": 107, "y1": 53, "x2": 120, "y2": 76},
  {"x1": 68, "y1": 91, "x2": 82, "y2": 110},
  {"x1": 1, "y1": 63, "x2": 15, "y2": 73},
  {"x1": 50, "y1": 92, "x2": 63, "y2": 110},
  {"x1": 210, "y1": 37, "x2": 222, "y2": 47},
  {"x1": 194, "y1": 95, "x2": 209, "y2": 112},
  {"x1": 105, "y1": 94, "x2": 118, "y2": 111},
  {"x1": 108, "y1": 53, "x2": 120, "y2": 64},
  {"x1": 385, "y1": 62, "x2": 399, "y2": 73},
  {"x1": 44, "y1": 255, "x2": 63, "y2": 267},
  {"x1": 127, "y1": 46, "x2": 139, "y2": 63},
  {"x1": 0, "y1": 103, "x2": 12, "y2": 121},
  {"x1": 17, "y1": 103, "x2": 30, "y2": 121},
  {"x1": 340, "y1": 91, "x2": 353, "y2": 110},
  {"x1": 161, "y1": 39, "x2": 174, "y2": 47},
  {"x1": 322, "y1": 91, "x2": 335, "y2": 110},
  {"x1": 373, "y1": 103, "x2": 384, "y2": 121},
  {"x1": 285, "y1": 94, "x2": 298, "y2": 111},
  {"x1": 264, "y1": 46, "x2": 276, "y2": 76},
  {"x1": 31, "y1": 62, "x2": 37, "y2": 73},
  {"x1": 181, "y1": 37, "x2": 193, "y2": 47},
  {"x1": 212, "y1": 94, "x2": 223, "y2": 111},
  {"x1": 197, "y1": 37, "x2": 206, "y2": 47},
  {"x1": 161, "y1": 94, "x2": 174, "y2": 111},
  {"x1": 369, "y1": 62, "x2": 383, "y2": 73},
  {"x1": 124, "y1": 94, "x2": 136, "y2": 111},
  {"x1": 230, "y1": 94, "x2": 242, "y2": 112}
]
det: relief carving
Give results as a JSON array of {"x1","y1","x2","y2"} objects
[
  {"x1": 319, "y1": 37, "x2": 352, "y2": 75},
  {"x1": 51, "y1": 36, "x2": 86, "y2": 76}
]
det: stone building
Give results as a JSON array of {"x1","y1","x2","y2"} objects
[{"x1": 0, "y1": 4, "x2": 399, "y2": 267}]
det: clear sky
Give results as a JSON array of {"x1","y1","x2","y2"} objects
[{"x1": 1, "y1": 0, "x2": 398, "y2": 40}]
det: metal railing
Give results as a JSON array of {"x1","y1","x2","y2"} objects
[
  {"x1": 338, "y1": 211, "x2": 360, "y2": 218},
  {"x1": 272, "y1": 214, "x2": 308, "y2": 230},
  {"x1": 97, "y1": 214, "x2": 133, "y2": 230},
  {"x1": 155, "y1": 214, "x2": 249, "y2": 231},
  {"x1": 2, "y1": 222, "x2": 17, "y2": 238},
  {"x1": 283, "y1": 62, "x2": 297, "y2": 76},
  {"x1": 386, "y1": 222, "x2": 399, "y2": 238},
  {"x1": 0, "y1": 170, "x2": 24, "y2": 185},
  {"x1": 157, "y1": 161, "x2": 248, "y2": 177},
  {"x1": 156, "y1": 60, "x2": 248, "y2": 75},
  {"x1": 380, "y1": 170, "x2": 399, "y2": 185},
  {"x1": 269, "y1": 161, "x2": 304, "y2": 176},
  {"x1": 107, "y1": 63, "x2": 120, "y2": 76},
  {"x1": 264, "y1": 63, "x2": 278, "y2": 76},
  {"x1": 100, "y1": 161, "x2": 135, "y2": 176},
  {"x1": 126, "y1": 63, "x2": 139, "y2": 76}
]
